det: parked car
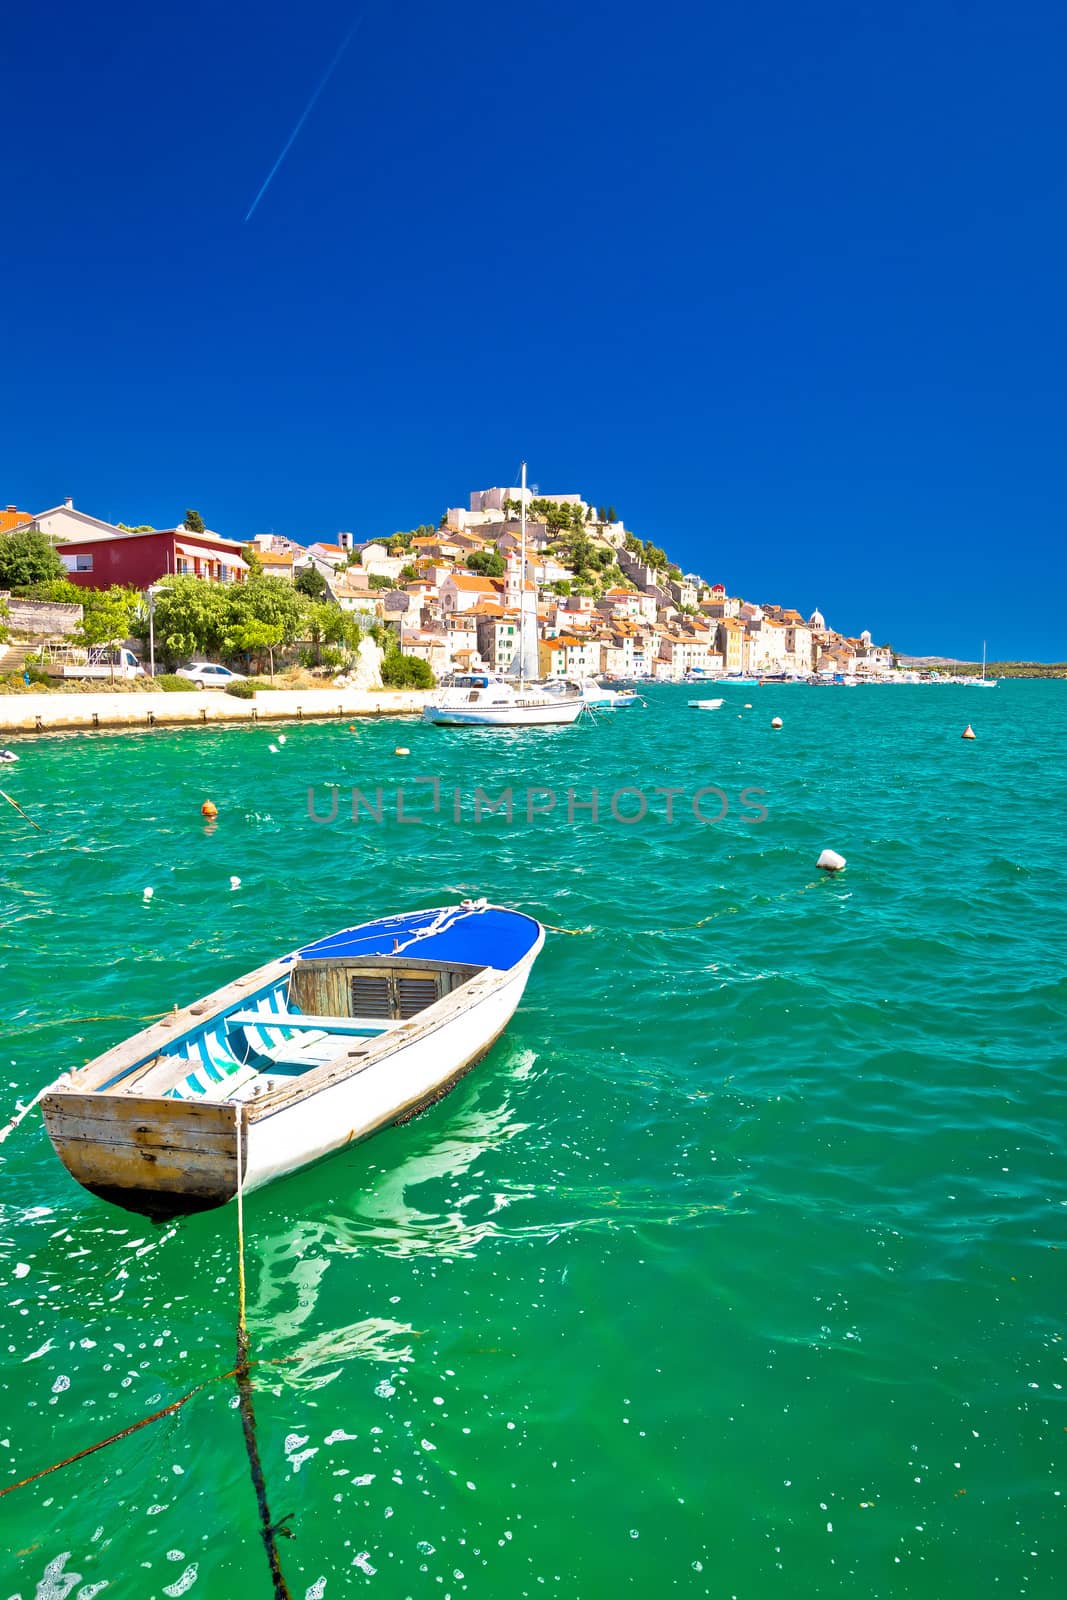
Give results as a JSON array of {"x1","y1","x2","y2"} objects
[{"x1": 176, "y1": 662, "x2": 247, "y2": 690}]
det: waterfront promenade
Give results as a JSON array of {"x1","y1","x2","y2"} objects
[{"x1": 0, "y1": 687, "x2": 428, "y2": 734}]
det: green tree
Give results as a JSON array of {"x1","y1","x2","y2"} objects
[
  {"x1": 295, "y1": 565, "x2": 327, "y2": 599},
  {"x1": 117, "y1": 523, "x2": 156, "y2": 533},
  {"x1": 234, "y1": 617, "x2": 283, "y2": 677},
  {"x1": 597, "y1": 506, "x2": 607, "y2": 523},
  {"x1": 78, "y1": 587, "x2": 135, "y2": 648},
  {"x1": 184, "y1": 509, "x2": 206, "y2": 533},
  {"x1": 368, "y1": 574, "x2": 398, "y2": 591},
  {"x1": 237, "y1": 575, "x2": 307, "y2": 645},
  {"x1": 0, "y1": 527, "x2": 66, "y2": 589},
  {"x1": 0, "y1": 592, "x2": 8, "y2": 645},
  {"x1": 606, "y1": 505, "x2": 617, "y2": 523},
  {"x1": 399, "y1": 563, "x2": 419, "y2": 583},
  {"x1": 381, "y1": 650, "x2": 434, "y2": 688},
  {"x1": 129, "y1": 575, "x2": 232, "y2": 667},
  {"x1": 241, "y1": 545, "x2": 264, "y2": 579},
  {"x1": 466, "y1": 548, "x2": 505, "y2": 578}
]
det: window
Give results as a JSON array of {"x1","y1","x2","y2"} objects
[{"x1": 61, "y1": 553, "x2": 94, "y2": 572}]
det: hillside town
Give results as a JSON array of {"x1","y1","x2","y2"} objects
[{"x1": 0, "y1": 486, "x2": 894, "y2": 682}]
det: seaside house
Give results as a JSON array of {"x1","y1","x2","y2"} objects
[
  {"x1": 53, "y1": 523, "x2": 249, "y2": 589},
  {"x1": 471, "y1": 604, "x2": 519, "y2": 671},
  {"x1": 443, "y1": 614, "x2": 480, "y2": 659},
  {"x1": 440, "y1": 572, "x2": 499, "y2": 614},
  {"x1": 254, "y1": 548, "x2": 296, "y2": 581},
  {"x1": 597, "y1": 587, "x2": 645, "y2": 621},
  {"x1": 538, "y1": 634, "x2": 601, "y2": 679},
  {"x1": 357, "y1": 544, "x2": 407, "y2": 582},
  {"x1": 0, "y1": 505, "x2": 33, "y2": 534},
  {"x1": 447, "y1": 529, "x2": 491, "y2": 552},
  {"x1": 669, "y1": 577, "x2": 699, "y2": 609},
  {"x1": 717, "y1": 617, "x2": 746, "y2": 674},
  {"x1": 329, "y1": 571, "x2": 378, "y2": 617},
  {"x1": 493, "y1": 522, "x2": 551, "y2": 555},
  {"x1": 28, "y1": 498, "x2": 127, "y2": 545},
  {"x1": 306, "y1": 540, "x2": 353, "y2": 579}
]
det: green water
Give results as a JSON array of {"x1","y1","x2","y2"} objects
[{"x1": 1, "y1": 683, "x2": 1064, "y2": 1599}]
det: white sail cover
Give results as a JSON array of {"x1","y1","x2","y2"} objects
[{"x1": 507, "y1": 587, "x2": 539, "y2": 680}]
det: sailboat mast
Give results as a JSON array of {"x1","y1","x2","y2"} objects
[
  {"x1": 520, "y1": 460, "x2": 527, "y2": 686},
  {"x1": 982, "y1": 640, "x2": 987, "y2": 681}
]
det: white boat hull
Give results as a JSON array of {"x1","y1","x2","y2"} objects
[
  {"x1": 423, "y1": 699, "x2": 582, "y2": 726},
  {"x1": 243, "y1": 951, "x2": 536, "y2": 1191}
]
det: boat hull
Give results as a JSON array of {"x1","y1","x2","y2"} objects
[
  {"x1": 422, "y1": 700, "x2": 581, "y2": 726},
  {"x1": 41, "y1": 914, "x2": 544, "y2": 1218}
]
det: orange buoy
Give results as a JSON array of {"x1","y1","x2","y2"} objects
[
  {"x1": 201, "y1": 800, "x2": 218, "y2": 818},
  {"x1": 962, "y1": 725, "x2": 976, "y2": 740}
]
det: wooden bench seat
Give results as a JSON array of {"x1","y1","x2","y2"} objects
[{"x1": 225, "y1": 1011, "x2": 396, "y2": 1036}]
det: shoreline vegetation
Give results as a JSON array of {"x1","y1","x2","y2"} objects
[{"x1": 946, "y1": 662, "x2": 1067, "y2": 678}]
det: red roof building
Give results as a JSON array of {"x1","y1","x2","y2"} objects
[{"x1": 56, "y1": 528, "x2": 249, "y2": 590}]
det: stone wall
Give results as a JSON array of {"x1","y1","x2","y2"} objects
[{"x1": 0, "y1": 594, "x2": 84, "y2": 637}]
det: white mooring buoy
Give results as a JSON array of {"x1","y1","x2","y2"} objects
[
  {"x1": 817, "y1": 849, "x2": 846, "y2": 873},
  {"x1": 771, "y1": 716, "x2": 783, "y2": 729},
  {"x1": 229, "y1": 876, "x2": 241, "y2": 891}
]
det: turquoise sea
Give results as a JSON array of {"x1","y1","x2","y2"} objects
[{"x1": 0, "y1": 682, "x2": 1064, "y2": 1599}]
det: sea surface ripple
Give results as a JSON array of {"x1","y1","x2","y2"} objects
[{"x1": 0, "y1": 681, "x2": 1064, "y2": 1597}]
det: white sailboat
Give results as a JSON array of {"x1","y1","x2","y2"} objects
[
  {"x1": 423, "y1": 462, "x2": 583, "y2": 727},
  {"x1": 965, "y1": 641, "x2": 997, "y2": 686}
]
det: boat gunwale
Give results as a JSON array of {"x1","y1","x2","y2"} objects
[{"x1": 44, "y1": 929, "x2": 544, "y2": 1117}]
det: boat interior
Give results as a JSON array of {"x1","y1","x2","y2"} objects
[{"x1": 98, "y1": 954, "x2": 487, "y2": 1103}]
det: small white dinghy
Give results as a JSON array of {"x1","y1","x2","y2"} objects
[
  {"x1": 687, "y1": 698, "x2": 724, "y2": 710},
  {"x1": 41, "y1": 902, "x2": 543, "y2": 1218}
]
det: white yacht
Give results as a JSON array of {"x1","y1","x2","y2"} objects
[
  {"x1": 423, "y1": 671, "x2": 582, "y2": 726},
  {"x1": 423, "y1": 461, "x2": 584, "y2": 728}
]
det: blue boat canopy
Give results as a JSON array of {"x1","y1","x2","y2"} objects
[{"x1": 295, "y1": 903, "x2": 541, "y2": 972}]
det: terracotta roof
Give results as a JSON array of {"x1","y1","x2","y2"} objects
[
  {"x1": 257, "y1": 550, "x2": 293, "y2": 566},
  {"x1": 0, "y1": 507, "x2": 32, "y2": 534},
  {"x1": 447, "y1": 573, "x2": 497, "y2": 591}
]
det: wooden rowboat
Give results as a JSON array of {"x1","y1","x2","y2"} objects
[
  {"x1": 687, "y1": 698, "x2": 724, "y2": 710},
  {"x1": 41, "y1": 902, "x2": 543, "y2": 1219}
]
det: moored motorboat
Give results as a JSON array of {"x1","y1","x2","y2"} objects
[
  {"x1": 423, "y1": 673, "x2": 583, "y2": 725},
  {"x1": 687, "y1": 697, "x2": 724, "y2": 710},
  {"x1": 40, "y1": 902, "x2": 544, "y2": 1218},
  {"x1": 547, "y1": 677, "x2": 642, "y2": 709}
]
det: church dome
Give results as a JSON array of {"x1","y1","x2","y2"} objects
[{"x1": 809, "y1": 608, "x2": 826, "y2": 631}]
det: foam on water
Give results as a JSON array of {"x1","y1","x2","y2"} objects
[{"x1": 0, "y1": 684, "x2": 1065, "y2": 1596}]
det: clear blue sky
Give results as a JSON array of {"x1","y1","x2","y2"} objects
[{"x1": 3, "y1": 0, "x2": 1064, "y2": 658}]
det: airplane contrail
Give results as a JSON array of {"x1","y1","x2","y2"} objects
[{"x1": 244, "y1": 11, "x2": 368, "y2": 223}]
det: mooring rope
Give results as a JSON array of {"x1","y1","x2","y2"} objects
[
  {"x1": 14, "y1": 1012, "x2": 168, "y2": 1038},
  {"x1": 0, "y1": 788, "x2": 43, "y2": 830},
  {"x1": 0, "y1": 1368, "x2": 234, "y2": 1500},
  {"x1": 0, "y1": 1076, "x2": 70, "y2": 1148},
  {"x1": 234, "y1": 1104, "x2": 295, "y2": 1600},
  {"x1": 538, "y1": 879, "x2": 827, "y2": 939}
]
